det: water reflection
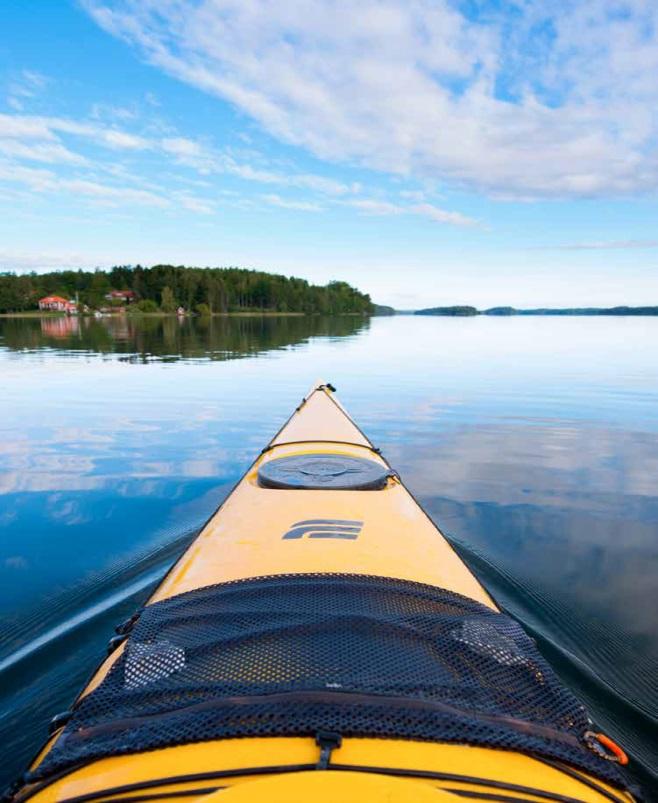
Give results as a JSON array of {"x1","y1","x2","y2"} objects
[
  {"x1": 392, "y1": 426, "x2": 658, "y2": 773},
  {"x1": 1, "y1": 313, "x2": 370, "y2": 361},
  {"x1": 40, "y1": 316, "x2": 80, "y2": 339},
  {"x1": 1, "y1": 314, "x2": 657, "y2": 793}
]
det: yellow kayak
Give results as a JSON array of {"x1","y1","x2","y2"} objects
[{"x1": 11, "y1": 383, "x2": 640, "y2": 803}]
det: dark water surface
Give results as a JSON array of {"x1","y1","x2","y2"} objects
[{"x1": 1, "y1": 314, "x2": 657, "y2": 793}]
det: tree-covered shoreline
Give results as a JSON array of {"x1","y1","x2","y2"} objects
[
  {"x1": 0, "y1": 265, "x2": 373, "y2": 315},
  {"x1": 415, "y1": 306, "x2": 478, "y2": 316},
  {"x1": 415, "y1": 305, "x2": 658, "y2": 316}
]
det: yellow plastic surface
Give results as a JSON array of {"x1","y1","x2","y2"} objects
[
  {"x1": 26, "y1": 736, "x2": 635, "y2": 803},
  {"x1": 150, "y1": 386, "x2": 493, "y2": 606},
  {"x1": 211, "y1": 770, "x2": 458, "y2": 802},
  {"x1": 25, "y1": 383, "x2": 635, "y2": 803}
]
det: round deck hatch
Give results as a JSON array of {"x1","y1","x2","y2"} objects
[{"x1": 258, "y1": 453, "x2": 390, "y2": 490}]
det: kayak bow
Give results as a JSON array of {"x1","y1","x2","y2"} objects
[{"x1": 12, "y1": 382, "x2": 640, "y2": 803}]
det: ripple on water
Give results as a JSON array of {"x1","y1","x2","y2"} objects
[{"x1": 1, "y1": 314, "x2": 657, "y2": 794}]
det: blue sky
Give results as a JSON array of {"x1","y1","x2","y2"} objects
[{"x1": 1, "y1": 0, "x2": 657, "y2": 308}]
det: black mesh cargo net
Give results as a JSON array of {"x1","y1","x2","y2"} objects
[{"x1": 32, "y1": 573, "x2": 630, "y2": 789}]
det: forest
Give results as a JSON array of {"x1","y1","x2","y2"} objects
[
  {"x1": 415, "y1": 305, "x2": 658, "y2": 316},
  {"x1": 0, "y1": 265, "x2": 373, "y2": 315},
  {"x1": 415, "y1": 306, "x2": 478, "y2": 316}
]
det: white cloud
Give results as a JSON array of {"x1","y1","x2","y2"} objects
[
  {"x1": 0, "y1": 248, "x2": 114, "y2": 271},
  {"x1": 90, "y1": 102, "x2": 139, "y2": 121},
  {"x1": 61, "y1": 178, "x2": 168, "y2": 206},
  {"x1": 160, "y1": 136, "x2": 218, "y2": 173},
  {"x1": 411, "y1": 203, "x2": 480, "y2": 228},
  {"x1": 0, "y1": 139, "x2": 87, "y2": 165},
  {"x1": 20, "y1": 70, "x2": 49, "y2": 90},
  {"x1": 347, "y1": 197, "x2": 479, "y2": 227},
  {"x1": 0, "y1": 108, "x2": 360, "y2": 218},
  {"x1": 0, "y1": 114, "x2": 56, "y2": 140},
  {"x1": 0, "y1": 158, "x2": 216, "y2": 212},
  {"x1": 0, "y1": 104, "x2": 369, "y2": 222},
  {"x1": 261, "y1": 193, "x2": 322, "y2": 211},
  {"x1": 399, "y1": 189, "x2": 428, "y2": 202},
  {"x1": 158, "y1": 134, "x2": 355, "y2": 197},
  {"x1": 161, "y1": 137, "x2": 204, "y2": 158},
  {"x1": 102, "y1": 129, "x2": 150, "y2": 149},
  {"x1": 6, "y1": 69, "x2": 51, "y2": 109},
  {"x1": 0, "y1": 114, "x2": 152, "y2": 151},
  {"x1": 0, "y1": 106, "x2": 475, "y2": 225},
  {"x1": 222, "y1": 156, "x2": 352, "y2": 196},
  {"x1": 84, "y1": 0, "x2": 658, "y2": 199},
  {"x1": 348, "y1": 199, "x2": 403, "y2": 216},
  {"x1": 174, "y1": 193, "x2": 216, "y2": 214},
  {"x1": 0, "y1": 162, "x2": 57, "y2": 191},
  {"x1": 287, "y1": 173, "x2": 355, "y2": 196}
]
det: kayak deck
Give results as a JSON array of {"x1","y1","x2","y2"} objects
[
  {"x1": 14, "y1": 383, "x2": 638, "y2": 803},
  {"x1": 150, "y1": 383, "x2": 494, "y2": 605}
]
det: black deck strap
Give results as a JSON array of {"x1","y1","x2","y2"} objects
[
  {"x1": 442, "y1": 790, "x2": 544, "y2": 803},
  {"x1": 260, "y1": 440, "x2": 382, "y2": 456},
  {"x1": 16, "y1": 760, "x2": 633, "y2": 803},
  {"x1": 48, "y1": 711, "x2": 73, "y2": 736},
  {"x1": 115, "y1": 612, "x2": 141, "y2": 636},
  {"x1": 93, "y1": 788, "x2": 224, "y2": 803},
  {"x1": 532, "y1": 757, "x2": 632, "y2": 803},
  {"x1": 330, "y1": 765, "x2": 590, "y2": 803},
  {"x1": 106, "y1": 635, "x2": 127, "y2": 655},
  {"x1": 315, "y1": 731, "x2": 342, "y2": 769},
  {"x1": 14, "y1": 767, "x2": 317, "y2": 803}
]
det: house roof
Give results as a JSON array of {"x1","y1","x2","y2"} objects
[{"x1": 39, "y1": 295, "x2": 71, "y2": 303}]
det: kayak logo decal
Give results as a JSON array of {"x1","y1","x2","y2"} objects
[{"x1": 282, "y1": 519, "x2": 363, "y2": 540}]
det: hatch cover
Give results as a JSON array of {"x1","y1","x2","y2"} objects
[{"x1": 258, "y1": 453, "x2": 391, "y2": 490}]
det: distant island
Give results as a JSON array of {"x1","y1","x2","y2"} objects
[
  {"x1": 415, "y1": 306, "x2": 478, "y2": 316},
  {"x1": 415, "y1": 305, "x2": 658, "y2": 316},
  {"x1": 372, "y1": 304, "x2": 395, "y2": 316},
  {"x1": 0, "y1": 265, "x2": 373, "y2": 316}
]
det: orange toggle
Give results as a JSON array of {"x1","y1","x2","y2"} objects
[{"x1": 593, "y1": 732, "x2": 629, "y2": 765}]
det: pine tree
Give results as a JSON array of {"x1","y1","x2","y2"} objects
[{"x1": 161, "y1": 285, "x2": 177, "y2": 313}]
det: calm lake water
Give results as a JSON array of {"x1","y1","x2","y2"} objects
[{"x1": 1, "y1": 313, "x2": 657, "y2": 793}]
